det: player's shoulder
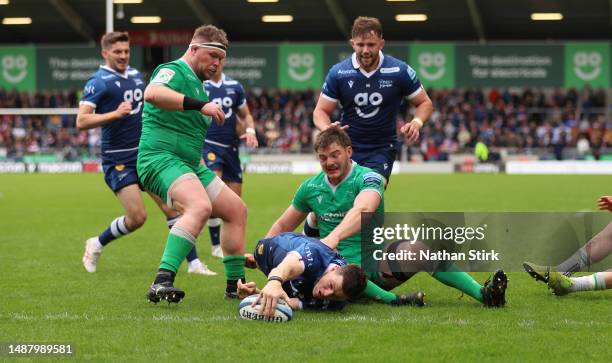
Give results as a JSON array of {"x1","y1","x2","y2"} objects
[
  {"x1": 328, "y1": 57, "x2": 357, "y2": 78},
  {"x1": 126, "y1": 66, "x2": 142, "y2": 79},
  {"x1": 379, "y1": 54, "x2": 410, "y2": 74},
  {"x1": 222, "y1": 74, "x2": 242, "y2": 87},
  {"x1": 353, "y1": 164, "x2": 384, "y2": 183}
]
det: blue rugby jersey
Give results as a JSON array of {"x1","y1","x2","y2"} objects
[
  {"x1": 80, "y1": 66, "x2": 145, "y2": 164},
  {"x1": 321, "y1": 51, "x2": 422, "y2": 149}
]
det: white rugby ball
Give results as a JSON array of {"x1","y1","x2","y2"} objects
[{"x1": 238, "y1": 294, "x2": 293, "y2": 322}]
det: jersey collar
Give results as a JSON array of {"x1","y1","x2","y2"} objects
[
  {"x1": 205, "y1": 73, "x2": 226, "y2": 88},
  {"x1": 351, "y1": 51, "x2": 385, "y2": 78},
  {"x1": 100, "y1": 65, "x2": 129, "y2": 79},
  {"x1": 324, "y1": 161, "x2": 356, "y2": 193}
]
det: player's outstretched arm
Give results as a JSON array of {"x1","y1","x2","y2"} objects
[
  {"x1": 321, "y1": 190, "x2": 381, "y2": 250},
  {"x1": 144, "y1": 84, "x2": 224, "y2": 123},
  {"x1": 266, "y1": 205, "x2": 308, "y2": 238},
  {"x1": 76, "y1": 102, "x2": 131, "y2": 131},
  {"x1": 313, "y1": 96, "x2": 338, "y2": 131},
  {"x1": 237, "y1": 105, "x2": 258, "y2": 148},
  {"x1": 253, "y1": 253, "x2": 305, "y2": 318}
]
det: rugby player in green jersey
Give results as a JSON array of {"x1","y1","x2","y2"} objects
[
  {"x1": 267, "y1": 126, "x2": 507, "y2": 307},
  {"x1": 138, "y1": 25, "x2": 247, "y2": 303}
]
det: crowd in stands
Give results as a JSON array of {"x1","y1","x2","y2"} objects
[{"x1": 0, "y1": 87, "x2": 610, "y2": 161}]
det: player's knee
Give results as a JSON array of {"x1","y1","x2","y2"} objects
[
  {"x1": 190, "y1": 199, "x2": 213, "y2": 224},
  {"x1": 127, "y1": 209, "x2": 147, "y2": 230},
  {"x1": 226, "y1": 197, "x2": 247, "y2": 224}
]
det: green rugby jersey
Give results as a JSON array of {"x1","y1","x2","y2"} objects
[
  {"x1": 292, "y1": 162, "x2": 385, "y2": 265},
  {"x1": 140, "y1": 59, "x2": 211, "y2": 165}
]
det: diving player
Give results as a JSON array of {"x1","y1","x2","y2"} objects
[
  {"x1": 238, "y1": 232, "x2": 369, "y2": 317},
  {"x1": 77, "y1": 31, "x2": 215, "y2": 276},
  {"x1": 203, "y1": 59, "x2": 258, "y2": 258}
]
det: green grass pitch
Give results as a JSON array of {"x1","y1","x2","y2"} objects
[{"x1": 1, "y1": 173, "x2": 611, "y2": 361}]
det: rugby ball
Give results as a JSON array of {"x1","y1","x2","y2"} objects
[{"x1": 238, "y1": 294, "x2": 293, "y2": 322}]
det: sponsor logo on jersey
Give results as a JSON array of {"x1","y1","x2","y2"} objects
[
  {"x1": 114, "y1": 81, "x2": 121, "y2": 88},
  {"x1": 207, "y1": 152, "x2": 216, "y2": 161},
  {"x1": 348, "y1": 80, "x2": 354, "y2": 88},
  {"x1": 380, "y1": 66, "x2": 400, "y2": 74},
  {"x1": 152, "y1": 68, "x2": 175, "y2": 84},
  {"x1": 257, "y1": 243, "x2": 264, "y2": 255},
  {"x1": 115, "y1": 164, "x2": 125, "y2": 171},
  {"x1": 317, "y1": 195, "x2": 323, "y2": 204},
  {"x1": 337, "y1": 69, "x2": 357, "y2": 75},
  {"x1": 378, "y1": 79, "x2": 393, "y2": 88}
]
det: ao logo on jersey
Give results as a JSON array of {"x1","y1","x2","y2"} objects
[
  {"x1": 354, "y1": 92, "x2": 383, "y2": 118},
  {"x1": 2, "y1": 55, "x2": 28, "y2": 84},
  {"x1": 573, "y1": 52, "x2": 602, "y2": 81},
  {"x1": 287, "y1": 53, "x2": 315, "y2": 81},
  {"x1": 212, "y1": 96, "x2": 234, "y2": 119},
  {"x1": 417, "y1": 52, "x2": 446, "y2": 81},
  {"x1": 123, "y1": 88, "x2": 143, "y2": 115}
]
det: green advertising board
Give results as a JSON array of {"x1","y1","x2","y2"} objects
[
  {"x1": 564, "y1": 42, "x2": 610, "y2": 88},
  {"x1": 456, "y1": 45, "x2": 563, "y2": 87},
  {"x1": 36, "y1": 46, "x2": 143, "y2": 90},
  {"x1": 409, "y1": 43, "x2": 455, "y2": 88},
  {"x1": 0, "y1": 46, "x2": 36, "y2": 92},
  {"x1": 278, "y1": 43, "x2": 323, "y2": 90},
  {"x1": 224, "y1": 45, "x2": 278, "y2": 88}
]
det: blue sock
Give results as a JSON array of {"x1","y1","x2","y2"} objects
[
  {"x1": 98, "y1": 216, "x2": 130, "y2": 246},
  {"x1": 208, "y1": 218, "x2": 221, "y2": 246},
  {"x1": 185, "y1": 246, "x2": 198, "y2": 262}
]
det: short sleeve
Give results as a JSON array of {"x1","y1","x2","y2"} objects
[
  {"x1": 320, "y1": 68, "x2": 339, "y2": 102},
  {"x1": 358, "y1": 171, "x2": 384, "y2": 198},
  {"x1": 402, "y1": 64, "x2": 423, "y2": 99},
  {"x1": 236, "y1": 82, "x2": 247, "y2": 109},
  {"x1": 80, "y1": 77, "x2": 107, "y2": 109},
  {"x1": 150, "y1": 65, "x2": 185, "y2": 91}
]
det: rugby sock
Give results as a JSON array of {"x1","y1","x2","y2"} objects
[
  {"x1": 208, "y1": 218, "x2": 222, "y2": 246},
  {"x1": 166, "y1": 215, "x2": 181, "y2": 229},
  {"x1": 569, "y1": 273, "x2": 607, "y2": 293},
  {"x1": 362, "y1": 280, "x2": 397, "y2": 303},
  {"x1": 153, "y1": 269, "x2": 175, "y2": 285},
  {"x1": 432, "y1": 264, "x2": 483, "y2": 302},
  {"x1": 303, "y1": 213, "x2": 320, "y2": 238},
  {"x1": 98, "y1": 216, "x2": 130, "y2": 246},
  {"x1": 223, "y1": 255, "x2": 246, "y2": 292},
  {"x1": 185, "y1": 247, "x2": 198, "y2": 263},
  {"x1": 166, "y1": 215, "x2": 199, "y2": 263},
  {"x1": 158, "y1": 226, "x2": 196, "y2": 273},
  {"x1": 556, "y1": 246, "x2": 590, "y2": 276}
]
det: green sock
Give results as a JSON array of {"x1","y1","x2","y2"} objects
[
  {"x1": 432, "y1": 263, "x2": 483, "y2": 302},
  {"x1": 159, "y1": 229, "x2": 196, "y2": 273},
  {"x1": 222, "y1": 255, "x2": 246, "y2": 280},
  {"x1": 363, "y1": 280, "x2": 397, "y2": 303}
]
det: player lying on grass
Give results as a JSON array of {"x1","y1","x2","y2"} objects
[
  {"x1": 524, "y1": 195, "x2": 612, "y2": 295},
  {"x1": 238, "y1": 232, "x2": 424, "y2": 318},
  {"x1": 268, "y1": 126, "x2": 508, "y2": 307}
]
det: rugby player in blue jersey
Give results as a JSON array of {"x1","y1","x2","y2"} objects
[
  {"x1": 305, "y1": 16, "x2": 434, "y2": 250},
  {"x1": 77, "y1": 32, "x2": 214, "y2": 275},
  {"x1": 203, "y1": 59, "x2": 258, "y2": 258},
  {"x1": 238, "y1": 232, "x2": 368, "y2": 316},
  {"x1": 313, "y1": 16, "x2": 433, "y2": 182}
]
